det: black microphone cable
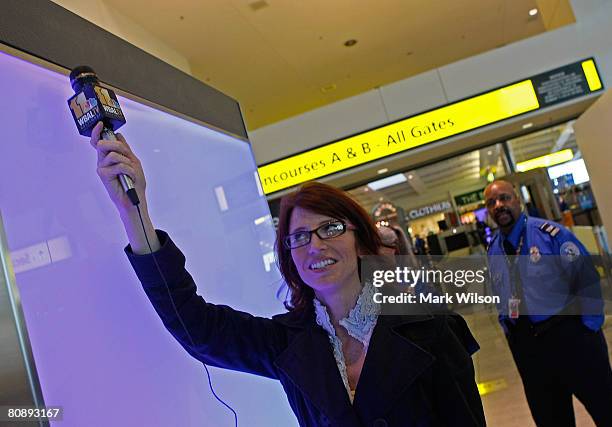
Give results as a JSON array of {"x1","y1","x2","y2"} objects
[
  {"x1": 133, "y1": 201, "x2": 239, "y2": 427},
  {"x1": 68, "y1": 65, "x2": 238, "y2": 425}
]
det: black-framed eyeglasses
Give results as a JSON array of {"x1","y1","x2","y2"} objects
[
  {"x1": 284, "y1": 220, "x2": 348, "y2": 249},
  {"x1": 485, "y1": 193, "x2": 513, "y2": 208}
]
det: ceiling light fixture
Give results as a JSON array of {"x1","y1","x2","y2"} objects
[
  {"x1": 249, "y1": 0, "x2": 269, "y2": 11},
  {"x1": 529, "y1": 8, "x2": 538, "y2": 16},
  {"x1": 522, "y1": 122, "x2": 534, "y2": 129},
  {"x1": 344, "y1": 39, "x2": 358, "y2": 47},
  {"x1": 368, "y1": 173, "x2": 407, "y2": 191},
  {"x1": 320, "y1": 84, "x2": 337, "y2": 94},
  {"x1": 377, "y1": 168, "x2": 388, "y2": 174},
  {"x1": 516, "y1": 149, "x2": 574, "y2": 172}
]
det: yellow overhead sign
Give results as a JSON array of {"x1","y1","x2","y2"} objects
[
  {"x1": 516, "y1": 149, "x2": 574, "y2": 172},
  {"x1": 259, "y1": 81, "x2": 538, "y2": 194},
  {"x1": 258, "y1": 59, "x2": 602, "y2": 195},
  {"x1": 582, "y1": 59, "x2": 602, "y2": 91}
]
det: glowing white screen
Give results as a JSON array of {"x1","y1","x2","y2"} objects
[
  {"x1": 0, "y1": 50, "x2": 297, "y2": 427},
  {"x1": 547, "y1": 158, "x2": 590, "y2": 185}
]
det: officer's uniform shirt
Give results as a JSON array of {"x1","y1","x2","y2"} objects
[{"x1": 488, "y1": 212, "x2": 603, "y2": 331}]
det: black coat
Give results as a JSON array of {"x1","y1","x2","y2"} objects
[{"x1": 127, "y1": 231, "x2": 486, "y2": 427}]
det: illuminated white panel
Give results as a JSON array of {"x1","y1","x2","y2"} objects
[
  {"x1": 367, "y1": 173, "x2": 407, "y2": 190},
  {"x1": 0, "y1": 50, "x2": 294, "y2": 427},
  {"x1": 547, "y1": 158, "x2": 590, "y2": 185}
]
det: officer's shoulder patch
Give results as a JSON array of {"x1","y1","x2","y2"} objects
[
  {"x1": 538, "y1": 222, "x2": 561, "y2": 238},
  {"x1": 560, "y1": 241, "x2": 580, "y2": 262}
]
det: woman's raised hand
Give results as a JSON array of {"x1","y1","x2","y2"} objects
[
  {"x1": 89, "y1": 121, "x2": 147, "y2": 215},
  {"x1": 89, "y1": 121, "x2": 159, "y2": 253}
]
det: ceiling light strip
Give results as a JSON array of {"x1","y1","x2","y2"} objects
[{"x1": 515, "y1": 149, "x2": 574, "y2": 172}]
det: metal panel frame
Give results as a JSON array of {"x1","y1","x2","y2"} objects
[{"x1": 0, "y1": 211, "x2": 48, "y2": 427}]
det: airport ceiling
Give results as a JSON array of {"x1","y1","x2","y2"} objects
[{"x1": 96, "y1": 0, "x2": 574, "y2": 130}]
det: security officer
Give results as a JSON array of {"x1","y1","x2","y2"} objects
[{"x1": 484, "y1": 180, "x2": 612, "y2": 427}]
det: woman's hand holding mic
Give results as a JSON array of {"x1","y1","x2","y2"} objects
[{"x1": 90, "y1": 121, "x2": 160, "y2": 254}]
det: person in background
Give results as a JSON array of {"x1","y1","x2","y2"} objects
[
  {"x1": 378, "y1": 224, "x2": 417, "y2": 277},
  {"x1": 484, "y1": 179, "x2": 612, "y2": 427},
  {"x1": 89, "y1": 122, "x2": 486, "y2": 427},
  {"x1": 524, "y1": 201, "x2": 541, "y2": 218},
  {"x1": 475, "y1": 220, "x2": 487, "y2": 247},
  {"x1": 414, "y1": 234, "x2": 427, "y2": 255},
  {"x1": 378, "y1": 225, "x2": 400, "y2": 256},
  {"x1": 558, "y1": 196, "x2": 569, "y2": 212},
  {"x1": 378, "y1": 225, "x2": 413, "y2": 255},
  {"x1": 558, "y1": 196, "x2": 575, "y2": 228},
  {"x1": 377, "y1": 226, "x2": 461, "y2": 314}
]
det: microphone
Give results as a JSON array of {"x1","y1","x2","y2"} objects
[
  {"x1": 67, "y1": 67, "x2": 238, "y2": 426},
  {"x1": 67, "y1": 66, "x2": 139, "y2": 206}
]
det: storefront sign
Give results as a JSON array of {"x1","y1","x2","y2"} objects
[
  {"x1": 408, "y1": 201, "x2": 452, "y2": 220},
  {"x1": 455, "y1": 189, "x2": 485, "y2": 207},
  {"x1": 258, "y1": 59, "x2": 603, "y2": 195}
]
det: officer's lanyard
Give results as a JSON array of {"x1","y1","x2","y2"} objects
[
  {"x1": 502, "y1": 215, "x2": 527, "y2": 299},
  {"x1": 503, "y1": 233, "x2": 525, "y2": 261}
]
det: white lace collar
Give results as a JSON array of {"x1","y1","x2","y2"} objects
[{"x1": 312, "y1": 283, "x2": 379, "y2": 401}]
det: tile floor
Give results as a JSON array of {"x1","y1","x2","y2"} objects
[{"x1": 464, "y1": 314, "x2": 611, "y2": 426}]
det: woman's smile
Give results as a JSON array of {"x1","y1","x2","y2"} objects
[
  {"x1": 308, "y1": 257, "x2": 338, "y2": 272},
  {"x1": 289, "y1": 207, "x2": 360, "y2": 292}
]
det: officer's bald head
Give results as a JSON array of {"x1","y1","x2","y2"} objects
[
  {"x1": 484, "y1": 180, "x2": 518, "y2": 199},
  {"x1": 484, "y1": 180, "x2": 522, "y2": 233}
]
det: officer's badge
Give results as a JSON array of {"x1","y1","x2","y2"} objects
[
  {"x1": 529, "y1": 246, "x2": 541, "y2": 263},
  {"x1": 560, "y1": 241, "x2": 580, "y2": 262}
]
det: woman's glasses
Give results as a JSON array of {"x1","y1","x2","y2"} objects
[{"x1": 284, "y1": 220, "x2": 348, "y2": 249}]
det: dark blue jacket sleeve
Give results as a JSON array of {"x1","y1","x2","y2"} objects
[
  {"x1": 554, "y1": 229, "x2": 604, "y2": 330},
  {"x1": 124, "y1": 230, "x2": 287, "y2": 379}
]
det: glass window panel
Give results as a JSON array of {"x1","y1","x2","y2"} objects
[{"x1": 0, "y1": 50, "x2": 295, "y2": 427}]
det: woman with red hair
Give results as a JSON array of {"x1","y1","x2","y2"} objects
[{"x1": 90, "y1": 124, "x2": 485, "y2": 426}]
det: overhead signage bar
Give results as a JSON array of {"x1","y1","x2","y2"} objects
[
  {"x1": 516, "y1": 148, "x2": 574, "y2": 172},
  {"x1": 258, "y1": 58, "x2": 603, "y2": 195}
]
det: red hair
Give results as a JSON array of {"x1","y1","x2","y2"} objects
[{"x1": 276, "y1": 182, "x2": 382, "y2": 311}]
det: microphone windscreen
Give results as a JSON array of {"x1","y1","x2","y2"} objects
[{"x1": 70, "y1": 66, "x2": 98, "y2": 93}]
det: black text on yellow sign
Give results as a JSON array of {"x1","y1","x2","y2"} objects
[{"x1": 258, "y1": 59, "x2": 602, "y2": 195}]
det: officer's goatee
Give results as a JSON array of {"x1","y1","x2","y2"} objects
[{"x1": 494, "y1": 207, "x2": 515, "y2": 226}]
